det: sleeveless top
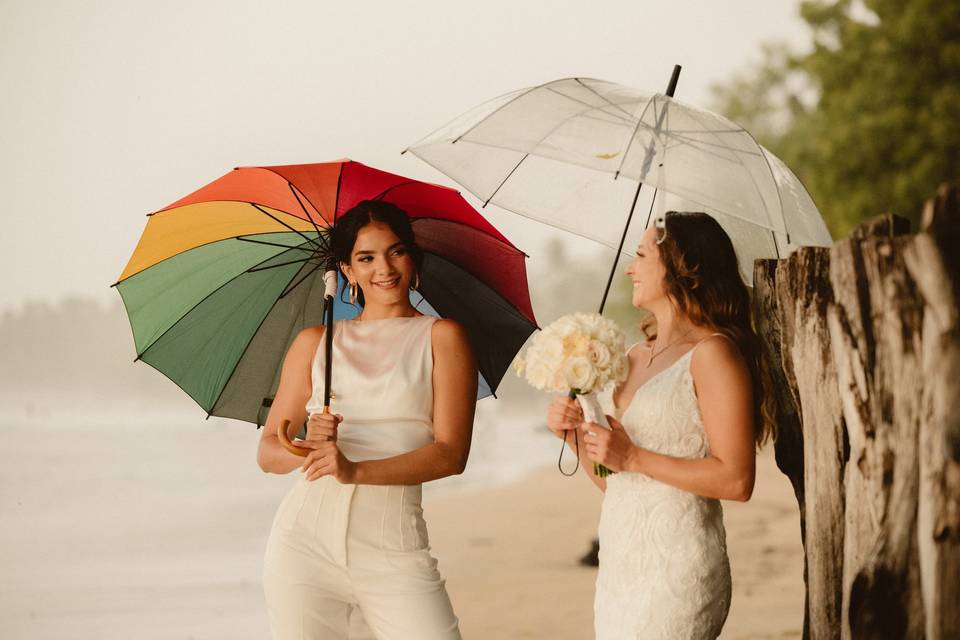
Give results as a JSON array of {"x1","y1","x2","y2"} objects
[{"x1": 305, "y1": 315, "x2": 438, "y2": 462}]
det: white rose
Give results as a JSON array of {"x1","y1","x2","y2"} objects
[
  {"x1": 564, "y1": 356, "x2": 598, "y2": 393},
  {"x1": 588, "y1": 340, "x2": 611, "y2": 368}
]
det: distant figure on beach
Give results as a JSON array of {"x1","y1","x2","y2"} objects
[
  {"x1": 547, "y1": 211, "x2": 775, "y2": 639},
  {"x1": 257, "y1": 201, "x2": 476, "y2": 640}
]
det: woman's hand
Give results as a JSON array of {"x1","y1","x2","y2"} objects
[
  {"x1": 583, "y1": 415, "x2": 639, "y2": 472},
  {"x1": 293, "y1": 411, "x2": 342, "y2": 448},
  {"x1": 547, "y1": 395, "x2": 583, "y2": 440},
  {"x1": 301, "y1": 440, "x2": 357, "y2": 484}
]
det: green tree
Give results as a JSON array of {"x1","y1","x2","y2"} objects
[{"x1": 713, "y1": 0, "x2": 960, "y2": 237}]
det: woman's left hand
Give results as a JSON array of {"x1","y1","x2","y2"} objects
[
  {"x1": 582, "y1": 415, "x2": 638, "y2": 473},
  {"x1": 301, "y1": 441, "x2": 357, "y2": 484}
]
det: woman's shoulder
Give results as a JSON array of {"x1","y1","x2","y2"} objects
[
  {"x1": 430, "y1": 317, "x2": 472, "y2": 353},
  {"x1": 289, "y1": 325, "x2": 326, "y2": 354},
  {"x1": 430, "y1": 317, "x2": 467, "y2": 341},
  {"x1": 689, "y1": 331, "x2": 747, "y2": 379}
]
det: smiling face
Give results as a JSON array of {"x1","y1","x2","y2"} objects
[
  {"x1": 625, "y1": 226, "x2": 668, "y2": 308},
  {"x1": 340, "y1": 221, "x2": 417, "y2": 307}
]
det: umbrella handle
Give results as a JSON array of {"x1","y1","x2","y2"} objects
[{"x1": 277, "y1": 418, "x2": 312, "y2": 458}]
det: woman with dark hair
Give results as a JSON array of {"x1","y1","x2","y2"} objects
[
  {"x1": 257, "y1": 200, "x2": 476, "y2": 639},
  {"x1": 547, "y1": 211, "x2": 775, "y2": 639}
]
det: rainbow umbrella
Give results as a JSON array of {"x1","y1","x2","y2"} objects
[{"x1": 113, "y1": 159, "x2": 537, "y2": 427}]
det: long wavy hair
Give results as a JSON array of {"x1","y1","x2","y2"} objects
[
  {"x1": 330, "y1": 200, "x2": 423, "y2": 307},
  {"x1": 643, "y1": 211, "x2": 776, "y2": 448}
]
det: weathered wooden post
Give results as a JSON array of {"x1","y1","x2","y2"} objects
[{"x1": 751, "y1": 182, "x2": 960, "y2": 639}]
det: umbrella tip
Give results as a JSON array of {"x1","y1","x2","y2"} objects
[{"x1": 400, "y1": 149, "x2": 408, "y2": 155}]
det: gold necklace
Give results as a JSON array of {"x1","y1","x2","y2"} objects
[{"x1": 645, "y1": 327, "x2": 695, "y2": 368}]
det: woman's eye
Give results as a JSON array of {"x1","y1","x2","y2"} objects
[
  {"x1": 358, "y1": 256, "x2": 372, "y2": 262},
  {"x1": 392, "y1": 248, "x2": 407, "y2": 256}
]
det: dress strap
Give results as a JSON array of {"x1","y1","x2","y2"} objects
[
  {"x1": 689, "y1": 332, "x2": 733, "y2": 356},
  {"x1": 625, "y1": 340, "x2": 648, "y2": 356}
]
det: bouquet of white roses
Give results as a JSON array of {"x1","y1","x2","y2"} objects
[{"x1": 514, "y1": 312, "x2": 628, "y2": 477}]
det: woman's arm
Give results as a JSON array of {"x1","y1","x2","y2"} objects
[
  {"x1": 584, "y1": 336, "x2": 756, "y2": 501},
  {"x1": 303, "y1": 319, "x2": 478, "y2": 485},
  {"x1": 256, "y1": 326, "x2": 323, "y2": 474}
]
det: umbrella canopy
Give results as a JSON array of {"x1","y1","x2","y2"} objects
[
  {"x1": 114, "y1": 159, "x2": 537, "y2": 424},
  {"x1": 406, "y1": 76, "x2": 833, "y2": 285}
]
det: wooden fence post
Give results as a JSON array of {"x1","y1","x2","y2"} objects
[{"x1": 752, "y1": 182, "x2": 960, "y2": 639}]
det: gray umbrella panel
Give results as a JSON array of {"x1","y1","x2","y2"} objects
[{"x1": 407, "y1": 77, "x2": 832, "y2": 285}]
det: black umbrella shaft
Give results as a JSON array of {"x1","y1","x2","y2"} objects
[
  {"x1": 323, "y1": 295, "x2": 334, "y2": 409},
  {"x1": 597, "y1": 65, "x2": 681, "y2": 315},
  {"x1": 666, "y1": 65, "x2": 681, "y2": 98}
]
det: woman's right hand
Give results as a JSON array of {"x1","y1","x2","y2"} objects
[
  {"x1": 546, "y1": 396, "x2": 583, "y2": 440},
  {"x1": 294, "y1": 412, "x2": 343, "y2": 449}
]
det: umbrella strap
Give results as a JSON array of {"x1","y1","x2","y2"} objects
[{"x1": 558, "y1": 427, "x2": 580, "y2": 477}]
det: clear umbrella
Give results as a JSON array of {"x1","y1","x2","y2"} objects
[{"x1": 405, "y1": 68, "x2": 832, "y2": 292}]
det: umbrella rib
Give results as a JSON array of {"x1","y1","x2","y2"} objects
[
  {"x1": 249, "y1": 202, "x2": 325, "y2": 250},
  {"x1": 546, "y1": 84, "x2": 635, "y2": 124},
  {"x1": 247, "y1": 255, "x2": 318, "y2": 273},
  {"x1": 662, "y1": 130, "x2": 764, "y2": 157},
  {"x1": 482, "y1": 93, "x2": 632, "y2": 205},
  {"x1": 676, "y1": 106, "x2": 784, "y2": 236},
  {"x1": 236, "y1": 235, "x2": 321, "y2": 251},
  {"x1": 614, "y1": 94, "x2": 658, "y2": 179},
  {"x1": 280, "y1": 260, "x2": 325, "y2": 299},
  {"x1": 448, "y1": 82, "x2": 549, "y2": 144},
  {"x1": 373, "y1": 180, "x2": 419, "y2": 200},
  {"x1": 749, "y1": 139, "x2": 794, "y2": 247},
  {"x1": 410, "y1": 216, "x2": 530, "y2": 257},
  {"x1": 134, "y1": 241, "x2": 315, "y2": 359},
  {"x1": 260, "y1": 166, "x2": 336, "y2": 229},
  {"x1": 573, "y1": 78, "x2": 636, "y2": 120},
  {"x1": 287, "y1": 183, "x2": 332, "y2": 250},
  {"x1": 113, "y1": 231, "x2": 319, "y2": 287},
  {"x1": 483, "y1": 154, "x2": 528, "y2": 207},
  {"x1": 205, "y1": 261, "x2": 311, "y2": 420}
]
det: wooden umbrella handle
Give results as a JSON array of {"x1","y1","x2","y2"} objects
[{"x1": 277, "y1": 418, "x2": 312, "y2": 458}]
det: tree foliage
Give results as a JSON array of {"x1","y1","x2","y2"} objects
[{"x1": 713, "y1": 0, "x2": 960, "y2": 237}]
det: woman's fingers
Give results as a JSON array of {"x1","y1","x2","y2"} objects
[{"x1": 305, "y1": 412, "x2": 343, "y2": 442}]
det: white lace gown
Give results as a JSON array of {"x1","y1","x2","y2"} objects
[{"x1": 594, "y1": 346, "x2": 731, "y2": 640}]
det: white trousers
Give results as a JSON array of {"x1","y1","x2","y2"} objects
[{"x1": 263, "y1": 475, "x2": 461, "y2": 640}]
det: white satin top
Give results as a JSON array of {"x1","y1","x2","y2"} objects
[{"x1": 305, "y1": 315, "x2": 437, "y2": 462}]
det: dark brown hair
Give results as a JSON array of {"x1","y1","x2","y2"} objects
[
  {"x1": 331, "y1": 200, "x2": 422, "y2": 307},
  {"x1": 648, "y1": 211, "x2": 776, "y2": 447}
]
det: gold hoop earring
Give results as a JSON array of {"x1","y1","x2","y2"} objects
[
  {"x1": 411, "y1": 272, "x2": 420, "y2": 291},
  {"x1": 349, "y1": 282, "x2": 357, "y2": 305}
]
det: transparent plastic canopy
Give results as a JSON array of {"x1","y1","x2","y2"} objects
[{"x1": 407, "y1": 77, "x2": 832, "y2": 285}]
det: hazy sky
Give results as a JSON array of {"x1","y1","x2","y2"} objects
[{"x1": 0, "y1": 0, "x2": 808, "y2": 314}]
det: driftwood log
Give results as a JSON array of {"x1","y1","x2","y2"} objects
[{"x1": 752, "y1": 183, "x2": 960, "y2": 639}]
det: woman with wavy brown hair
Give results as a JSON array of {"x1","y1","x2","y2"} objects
[{"x1": 546, "y1": 211, "x2": 775, "y2": 639}]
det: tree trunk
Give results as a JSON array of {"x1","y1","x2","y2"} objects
[{"x1": 752, "y1": 182, "x2": 960, "y2": 639}]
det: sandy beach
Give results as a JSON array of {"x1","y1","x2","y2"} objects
[
  {"x1": 1, "y1": 411, "x2": 803, "y2": 639},
  {"x1": 427, "y1": 447, "x2": 805, "y2": 639}
]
